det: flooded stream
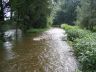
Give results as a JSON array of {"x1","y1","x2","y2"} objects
[{"x1": 0, "y1": 28, "x2": 78, "y2": 72}]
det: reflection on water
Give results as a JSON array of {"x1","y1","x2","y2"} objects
[
  {"x1": 2, "y1": 29, "x2": 22, "y2": 61},
  {"x1": 0, "y1": 28, "x2": 78, "y2": 72},
  {"x1": 4, "y1": 29, "x2": 22, "y2": 41},
  {"x1": 3, "y1": 41, "x2": 13, "y2": 49},
  {"x1": 3, "y1": 41, "x2": 15, "y2": 60}
]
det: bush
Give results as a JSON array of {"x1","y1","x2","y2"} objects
[
  {"x1": 61, "y1": 24, "x2": 79, "y2": 30},
  {"x1": 61, "y1": 24, "x2": 96, "y2": 72},
  {"x1": 74, "y1": 34, "x2": 96, "y2": 72},
  {"x1": 61, "y1": 24, "x2": 90, "y2": 41}
]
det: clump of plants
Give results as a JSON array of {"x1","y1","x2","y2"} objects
[{"x1": 61, "y1": 24, "x2": 96, "y2": 72}]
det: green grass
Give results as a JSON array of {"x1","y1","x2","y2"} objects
[
  {"x1": 27, "y1": 28, "x2": 48, "y2": 33},
  {"x1": 61, "y1": 24, "x2": 96, "y2": 72}
]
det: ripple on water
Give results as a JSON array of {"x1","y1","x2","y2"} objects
[{"x1": 0, "y1": 28, "x2": 78, "y2": 72}]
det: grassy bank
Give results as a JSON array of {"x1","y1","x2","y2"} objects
[
  {"x1": 27, "y1": 28, "x2": 48, "y2": 33},
  {"x1": 61, "y1": 24, "x2": 96, "y2": 72}
]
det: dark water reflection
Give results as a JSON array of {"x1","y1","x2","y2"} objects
[{"x1": 0, "y1": 28, "x2": 78, "y2": 72}]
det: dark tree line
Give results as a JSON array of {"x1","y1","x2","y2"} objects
[
  {"x1": 0, "y1": 0, "x2": 4, "y2": 21},
  {"x1": 52, "y1": 0, "x2": 96, "y2": 31},
  {"x1": 0, "y1": 0, "x2": 51, "y2": 32},
  {"x1": 53, "y1": 0, "x2": 80, "y2": 25},
  {"x1": 76, "y1": 0, "x2": 96, "y2": 31},
  {"x1": 0, "y1": 0, "x2": 96, "y2": 31}
]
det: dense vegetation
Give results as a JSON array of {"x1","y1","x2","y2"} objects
[
  {"x1": 53, "y1": 0, "x2": 80, "y2": 25},
  {"x1": 53, "y1": 0, "x2": 96, "y2": 31},
  {"x1": 0, "y1": 0, "x2": 52, "y2": 32},
  {"x1": 59, "y1": 1, "x2": 96, "y2": 71},
  {"x1": 61, "y1": 24, "x2": 96, "y2": 72},
  {"x1": 76, "y1": 0, "x2": 96, "y2": 31},
  {"x1": 60, "y1": 1, "x2": 96, "y2": 71},
  {"x1": 60, "y1": 0, "x2": 96, "y2": 71},
  {"x1": 1, "y1": 0, "x2": 96, "y2": 31}
]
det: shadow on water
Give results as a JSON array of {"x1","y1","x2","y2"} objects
[{"x1": 0, "y1": 28, "x2": 78, "y2": 72}]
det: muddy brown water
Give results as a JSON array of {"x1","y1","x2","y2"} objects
[{"x1": 0, "y1": 28, "x2": 78, "y2": 72}]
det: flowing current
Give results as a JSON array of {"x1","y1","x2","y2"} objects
[{"x1": 0, "y1": 28, "x2": 78, "y2": 72}]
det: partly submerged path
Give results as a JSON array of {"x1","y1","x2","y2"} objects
[{"x1": 0, "y1": 28, "x2": 78, "y2": 72}]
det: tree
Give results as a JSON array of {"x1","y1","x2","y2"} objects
[
  {"x1": 53, "y1": 0, "x2": 80, "y2": 25},
  {"x1": 76, "y1": 0, "x2": 96, "y2": 30},
  {"x1": 0, "y1": 0, "x2": 4, "y2": 21},
  {"x1": 10, "y1": 0, "x2": 50, "y2": 30},
  {"x1": 0, "y1": 0, "x2": 4, "y2": 35}
]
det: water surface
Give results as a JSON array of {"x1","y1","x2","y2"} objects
[{"x1": 0, "y1": 28, "x2": 78, "y2": 72}]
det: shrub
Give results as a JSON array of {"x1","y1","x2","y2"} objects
[
  {"x1": 61, "y1": 24, "x2": 96, "y2": 72},
  {"x1": 74, "y1": 34, "x2": 96, "y2": 72},
  {"x1": 61, "y1": 24, "x2": 79, "y2": 30},
  {"x1": 61, "y1": 24, "x2": 90, "y2": 41}
]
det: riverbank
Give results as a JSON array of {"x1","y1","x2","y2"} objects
[
  {"x1": 27, "y1": 28, "x2": 49, "y2": 33},
  {"x1": 61, "y1": 24, "x2": 96, "y2": 72}
]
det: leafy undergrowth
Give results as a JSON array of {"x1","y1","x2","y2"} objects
[{"x1": 61, "y1": 24, "x2": 96, "y2": 72}]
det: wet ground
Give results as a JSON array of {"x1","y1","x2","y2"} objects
[{"x1": 0, "y1": 28, "x2": 78, "y2": 72}]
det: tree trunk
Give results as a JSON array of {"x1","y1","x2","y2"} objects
[
  {"x1": 0, "y1": 0, "x2": 4, "y2": 37},
  {"x1": 0, "y1": 0, "x2": 4, "y2": 21}
]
